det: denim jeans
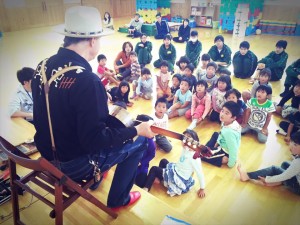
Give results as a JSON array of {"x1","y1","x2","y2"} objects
[
  {"x1": 58, "y1": 136, "x2": 147, "y2": 207},
  {"x1": 248, "y1": 161, "x2": 300, "y2": 195},
  {"x1": 241, "y1": 124, "x2": 267, "y2": 143}
]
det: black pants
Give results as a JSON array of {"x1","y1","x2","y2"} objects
[
  {"x1": 201, "y1": 132, "x2": 228, "y2": 167},
  {"x1": 279, "y1": 121, "x2": 299, "y2": 134},
  {"x1": 144, "y1": 159, "x2": 169, "y2": 191},
  {"x1": 116, "y1": 60, "x2": 131, "y2": 79},
  {"x1": 210, "y1": 110, "x2": 221, "y2": 123}
]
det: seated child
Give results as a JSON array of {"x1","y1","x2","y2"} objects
[
  {"x1": 103, "y1": 12, "x2": 114, "y2": 29},
  {"x1": 143, "y1": 129, "x2": 206, "y2": 198},
  {"x1": 9, "y1": 67, "x2": 35, "y2": 122},
  {"x1": 242, "y1": 68, "x2": 272, "y2": 103},
  {"x1": 127, "y1": 13, "x2": 143, "y2": 38},
  {"x1": 156, "y1": 60, "x2": 172, "y2": 99},
  {"x1": 276, "y1": 80, "x2": 300, "y2": 118},
  {"x1": 134, "y1": 114, "x2": 156, "y2": 188},
  {"x1": 186, "y1": 79, "x2": 212, "y2": 130},
  {"x1": 182, "y1": 63, "x2": 197, "y2": 92},
  {"x1": 250, "y1": 40, "x2": 288, "y2": 83},
  {"x1": 153, "y1": 34, "x2": 176, "y2": 72},
  {"x1": 277, "y1": 105, "x2": 300, "y2": 143},
  {"x1": 97, "y1": 54, "x2": 119, "y2": 88},
  {"x1": 175, "y1": 56, "x2": 190, "y2": 76},
  {"x1": 153, "y1": 97, "x2": 172, "y2": 153},
  {"x1": 166, "y1": 74, "x2": 181, "y2": 109},
  {"x1": 232, "y1": 41, "x2": 258, "y2": 79},
  {"x1": 134, "y1": 33, "x2": 153, "y2": 67},
  {"x1": 186, "y1": 30, "x2": 202, "y2": 68},
  {"x1": 237, "y1": 131, "x2": 300, "y2": 196},
  {"x1": 200, "y1": 61, "x2": 218, "y2": 93},
  {"x1": 196, "y1": 53, "x2": 210, "y2": 81},
  {"x1": 225, "y1": 88, "x2": 246, "y2": 125},
  {"x1": 123, "y1": 51, "x2": 141, "y2": 83},
  {"x1": 202, "y1": 101, "x2": 241, "y2": 168},
  {"x1": 210, "y1": 76, "x2": 232, "y2": 122},
  {"x1": 108, "y1": 81, "x2": 133, "y2": 108},
  {"x1": 168, "y1": 78, "x2": 192, "y2": 119},
  {"x1": 131, "y1": 68, "x2": 153, "y2": 100},
  {"x1": 280, "y1": 59, "x2": 300, "y2": 97},
  {"x1": 241, "y1": 85, "x2": 275, "y2": 143}
]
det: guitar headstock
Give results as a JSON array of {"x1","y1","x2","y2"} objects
[{"x1": 182, "y1": 136, "x2": 213, "y2": 159}]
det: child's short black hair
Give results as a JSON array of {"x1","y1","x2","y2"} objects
[
  {"x1": 225, "y1": 88, "x2": 241, "y2": 99},
  {"x1": 160, "y1": 60, "x2": 169, "y2": 68},
  {"x1": 17, "y1": 67, "x2": 35, "y2": 85},
  {"x1": 196, "y1": 79, "x2": 208, "y2": 89},
  {"x1": 129, "y1": 51, "x2": 137, "y2": 57},
  {"x1": 185, "y1": 63, "x2": 195, "y2": 73},
  {"x1": 259, "y1": 68, "x2": 272, "y2": 79},
  {"x1": 291, "y1": 131, "x2": 300, "y2": 145},
  {"x1": 201, "y1": 53, "x2": 210, "y2": 61},
  {"x1": 164, "y1": 34, "x2": 172, "y2": 41},
  {"x1": 172, "y1": 74, "x2": 182, "y2": 83},
  {"x1": 276, "y1": 40, "x2": 287, "y2": 49},
  {"x1": 183, "y1": 129, "x2": 199, "y2": 142},
  {"x1": 206, "y1": 61, "x2": 218, "y2": 70},
  {"x1": 155, "y1": 97, "x2": 168, "y2": 107},
  {"x1": 140, "y1": 33, "x2": 147, "y2": 38},
  {"x1": 294, "y1": 80, "x2": 300, "y2": 87},
  {"x1": 223, "y1": 101, "x2": 240, "y2": 118},
  {"x1": 176, "y1": 56, "x2": 190, "y2": 66},
  {"x1": 239, "y1": 41, "x2": 250, "y2": 49},
  {"x1": 190, "y1": 30, "x2": 198, "y2": 37},
  {"x1": 97, "y1": 54, "x2": 106, "y2": 62},
  {"x1": 256, "y1": 84, "x2": 272, "y2": 95},
  {"x1": 141, "y1": 67, "x2": 151, "y2": 75},
  {"x1": 181, "y1": 77, "x2": 191, "y2": 87},
  {"x1": 219, "y1": 68, "x2": 231, "y2": 76},
  {"x1": 214, "y1": 35, "x2": 224, "y2": 43},
  {"x1": 217, "y1": 75, "x2": 232, "y2": 91}
]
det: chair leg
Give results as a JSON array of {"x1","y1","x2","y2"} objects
[
  {"x1": 9, "y1": 160, "x2": 21, "y2": 225},
  {"x1": 54, "y1": 182, "x2": 63, "y2": 225}
]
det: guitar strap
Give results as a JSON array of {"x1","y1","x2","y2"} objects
[{"x1": 40, "y1": 59, "x2": 84, "y2": 167}]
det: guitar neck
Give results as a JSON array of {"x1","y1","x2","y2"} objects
[{"x1": 150, "y1": 125, "x2": 184, "y2": 141}]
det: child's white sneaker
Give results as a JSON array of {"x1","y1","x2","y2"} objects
[{"x1": 187, "y1": 119, "x2": 197, "y2": 130}]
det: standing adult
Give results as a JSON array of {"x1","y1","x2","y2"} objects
[
  {"x1": 155, "y1": 13, "x2": 170, "y2": 39},
  {"x1": 173, "y1": 19, "x2": 191, "y2": 43},
  {"x1": 32, "y1": 6, "x2": 154, "y2": 209}
]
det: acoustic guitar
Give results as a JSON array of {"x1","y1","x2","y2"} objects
[{"x1": 107, "y1": 105, "x2": 213, "y2": 159}]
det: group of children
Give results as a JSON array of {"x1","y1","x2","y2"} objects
[{"x1": 10, "y1": 30, "x2": 300, "y2": 199}]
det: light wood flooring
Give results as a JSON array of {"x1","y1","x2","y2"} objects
[{"x1": 0, "y1": 17, "x2": 300, "y2": 225}]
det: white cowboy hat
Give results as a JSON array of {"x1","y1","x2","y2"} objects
[{"x1": 54, "y1": 6, "x2": 114, "y2": 38}]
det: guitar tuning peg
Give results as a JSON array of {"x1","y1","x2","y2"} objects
[{"x1": 182, "y1": 138, "x2": 187, "y2": 143}]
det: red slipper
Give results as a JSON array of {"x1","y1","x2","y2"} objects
[{"x1": 111, "y1": 191, "x2": 141, "y2": 211}]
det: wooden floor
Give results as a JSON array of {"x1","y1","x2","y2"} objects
[{"x1": 0, "y1": 17, "x2": 300, "y2": 225}]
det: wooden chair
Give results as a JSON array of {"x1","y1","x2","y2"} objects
[{"x1": 0, "y1": 136, "x2": 117, "y2": 225}]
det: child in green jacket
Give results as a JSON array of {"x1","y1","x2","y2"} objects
[{"x1": 185, "y1": 30, "x2": 202, "y2": 68}]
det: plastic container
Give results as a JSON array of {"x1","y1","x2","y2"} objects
[{"x1": 212, "y1": 21, "x2": 219, "y2": 29}]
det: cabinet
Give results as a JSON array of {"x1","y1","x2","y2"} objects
[
  {"x1": 1, "y1": 0, "x2": 64, "y2": 32},
  {"x1": 190, "y1": 0, "x2": 216, "y2": 28}
]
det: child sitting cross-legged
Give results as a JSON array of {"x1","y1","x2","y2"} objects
[
  {"x1": 143, "y1": 129, "x2": 206, "y2": 198},
  {"x1": 130, "y1": 68, "x2": 153, "y2": 100},
  {"x1": 97, "y1": 54, "x2": 120, "y2": 88},
  {"x1": 166, "y1": 74, "x2": 181, "y2": 109},
  {"x1": 237, "y1": 131, "x2": 300, "y2": 196},
  {"x1": 108, "y1": 81, "x2": 133, "y2": 109},
  {"x1": 210, "y1": 75, "x2": 232, "y2": 123},
  {"x1": 241, "y1": 85, "x2": 275, "y2": 143},
  {"x1": 202, "y1": 101, "x2": 241, "y2": 168},
  {"x1": 185, "y1": 79, "x2": 212, "y2": 130},
  {"x1": 225, "y1": 88, "x2": 247, "y2": 125},
  {"x1": 167, "y1": 77, "x2": 192, "y2": 119}
]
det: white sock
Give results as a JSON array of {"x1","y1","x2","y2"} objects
[
  {"x1": 188, "y1": 119, "x2": 198, "y2": 130},
  {"x1": 276, "y1": 128, "x2": 287, "y2": 136}
]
